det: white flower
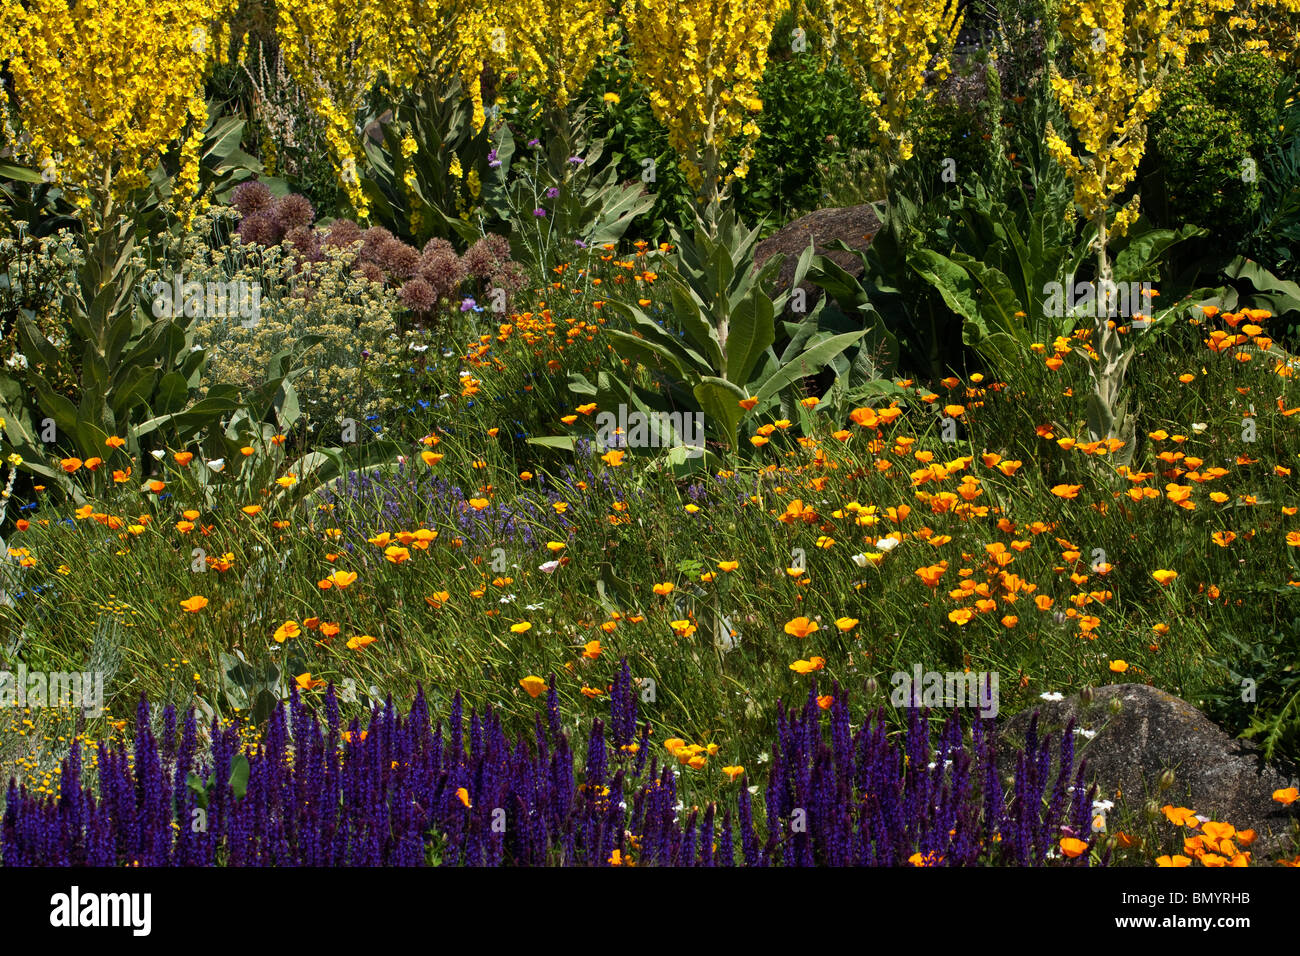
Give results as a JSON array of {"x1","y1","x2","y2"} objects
[
  {"x1": 1075, "y1": 728, "x2": 1097, "y2": 740},
  {"x1": 206, "y1": 459, "x2": 225, "y2": 472},
  {"x1": 150, "y1": 449, "x2": 166, "y2": 461},
  {"x1": 1040, "y1": 691, "x2": 1065, "y2": 702},
  {"x1": 1191, "y1": 422, "x2": 1208, "y2": 433},
  {"x1": 875, "y1": 536, "x2": 900, "y2": 552},
  {"x1": 538, "y1": 560, "x2": 560, "y2": 573},
  {"x1": 409, "y1": 344, "x2": 429, "y2": 353},
  {"x1": 498, "y1": 593, "x2": 516, "y2": 604},
  {"x1": 458, "y1": 370, "x2": 471, "y2": 378},
  {"x1": 850, "y1": 552, "x2": 870, "y2": 568},
  {"x1": 524, "y1": 602, "x2": 544, "y2": 611},
  {"x1": 1092, "y1": 799, "x2": 1114, "y2": 812}
]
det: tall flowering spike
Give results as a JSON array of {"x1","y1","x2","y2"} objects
[
  {"x1": 0, "y1": 0, "x2": 234, "y2": 220},
  {"x1": 584, "y1": 717, "x2": 608, "y2": 789},
  {"x1": 809, "y1": 0, "x2": 963, "y2": 163},
  {"x1": 609, "y1": 658, "x2": 637, "y2": 747},
  {"x1": 1047, "y1": 0, "x2": 1197, "y2": 241},
  {"x1": 275, "y1": 0, "x2": 491, "y2": 218},
  {"x1": 449, "y1": 692, "x2": 464, "y2": 763},
  {"x1": 623, "y1": 0, "x2": 781, "y2": 213},
  {"x1": 632, "y1": 721, "x2": 651, "y2": 778},
  {"x1": 488, "y1": 0, "x2": 616, "y2": 110},
  {"x1": 1, "y1": 690, "x2": 1116, "y2": 867}
]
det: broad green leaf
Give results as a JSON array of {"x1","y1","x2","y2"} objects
[
  {"x1": 755, "y1": 330, "x2": 866, "y2": 404},
  {"x1": 693, "y1": 376, "x2": 747, "y2": 452}
]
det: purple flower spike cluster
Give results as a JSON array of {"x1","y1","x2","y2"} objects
[
  {"x1": 761, "y1": 690, "x2": 1097, "y2": 866},
  {"x1": 1, "y1": 669, "x2": 1100, "y2": 867}
]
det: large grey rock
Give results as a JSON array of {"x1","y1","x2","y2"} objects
[
  {"x1": 999, "y1": 684, "x2": 1299, "y2": 858},
  {"x1": 753, "y1": 204, "x2": 881, "y2": 319}
]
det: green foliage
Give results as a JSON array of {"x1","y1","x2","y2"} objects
[
  {"x1": 581, "y1": 47, "x2": 700, "y2": 245},
  {"x1": 1146, "y1": 53, "x2": 1283, "y2": 245},
  {"x1": 1212, "y1": 256, "x2": 1300, "y2": 355},
  {"x1": 1203, "y1": 602, "x2": 1300, "y2": 769},
  {"x1": 360, "y1": 78, "x2": 500, "y2": 248},
  {"x1": 0, "y1": 215, "x2": 240, "y2": 491},
  {"x1": 733, "y1": 49, "x2": 875, "y2": 227},
  {"x1": 910, "y1": 57, "x2": 1007, "y2": 200},
  {"x1": 485, "y1": 101, "x2": 653, "y2": 273},
  {"x1": 0, "y1": 161, "x2": 81, "y2": 242},
  {"x1": 582, "y1": 23, "x2": 880, "y2": 242},
  {"x1": 591, "y1": 209, "x2": 876, "y2": 459},
  {"x1": 1244, "y1": 73, "x2": 1300, "y2": 283}
]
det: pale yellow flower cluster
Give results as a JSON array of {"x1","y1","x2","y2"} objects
[
  {"x1": 183, "y1": 225, "x2": 405, "y2": 430},
  {"x1": 491, "y1": 0, "x2": 618, "y2": 111},
  {"x1": 623, "y1": 0, "x2": 780, "y2": 207},
  {"x1": 1045, "y1": 0, "x2": 1194, "y2": 239},
  {"x1": 814, "y1": 0, "x2": 963, "y2": 162},
  {"x1": 0, "y1": 0, "x2": 234, "y2": 220}
]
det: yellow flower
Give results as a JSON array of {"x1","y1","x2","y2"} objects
[
  {"x1": 624, "y1": 0, "x2": 782, "y2": 199},
  {"x1": 519, "y1": 675, "x2": 548, "y2": 698},
  {"x1": 789, "y1": 656, "x2": 826, "y2": 674},
  {"x1": 784, "y1": 616, "x2": 819, "y2": 638},
  {"x1": 321, "y1": 570, "x2": 358, "y2": 589},
  {"x1": 273, "y1": 620, "x2": 301, "y2": 643}
]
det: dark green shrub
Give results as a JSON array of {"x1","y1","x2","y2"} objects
[{"x1": 1146, "y1": 53, "x2": 1282, "y2": 244}]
